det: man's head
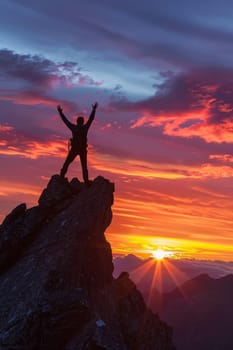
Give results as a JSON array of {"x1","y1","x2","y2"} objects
[{"x1": 76, "y1": 116, "x2": 84, "y2": 125}]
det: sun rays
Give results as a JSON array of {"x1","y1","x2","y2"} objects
[
  {"x1": 151, "y1": 248, "x2": 172, "y2": 260},
  {"x1": 128, "y1": 254, "x2": 189, "y2": 309}
]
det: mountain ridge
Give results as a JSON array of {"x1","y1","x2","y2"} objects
[{"x1": 0, "y1": 175, "x2": 175, "y2": 350}]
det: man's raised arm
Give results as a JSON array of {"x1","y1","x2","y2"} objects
[
  {"x1": 57, "y1": 105, "x2": 73, "y2": 130},
  {"x1": 86, "y1": 102, "x2": 98, "y2": 129}
]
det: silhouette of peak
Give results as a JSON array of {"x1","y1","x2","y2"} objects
[
  {"x1": 184, "y1": 272, "x2": 213, "y2": 286},
  {"x1": 125, "y1": 253, "x2": 141, "y2": 260},
  {"x1": 218, "y1": 273, "x2": 233, "y2": 282},
  {"x1": 179, "y1": 272, "x2": 233, "y2": 294},
  {"x1": 0, "y1": 175, "x2": 114, "y2": 275},
  {"x1": 0, "y1": 175, "x2": 175, "y2": 350},
  {"x1": 113, "y1": 254, "x2": 143, "y2": 277},
  {"x1": 164, "y1": 273, "x2": 215, "y2": 299},
  {"x1": 157, "y1": 273, "x2": 233, "y2": 350},
  {"x1": 114, "y1": 253, "x2": 142, "y2": 265},
  {"x1": 193, "y1": 272, "x2": 212, "y2": 281}
]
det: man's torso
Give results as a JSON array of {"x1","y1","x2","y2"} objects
[{"x1": 70, "y1": 125, "x2": 88, "y2": 151}]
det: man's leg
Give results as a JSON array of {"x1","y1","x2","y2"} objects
[
  {"x1": 79, "y1": 151, "x2": 89, "y2": 183},
  {"x1": 60, "y1": 148, "x2": 77, "y2": 177}
]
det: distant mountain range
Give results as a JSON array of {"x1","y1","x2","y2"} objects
[
  {"x1": 113, "y1": 254, "x2": 233, "y2": 292},
  {"x1": 114, "y1": 255, "x2": 233, "y2": 350}
]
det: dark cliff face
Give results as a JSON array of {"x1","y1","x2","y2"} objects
[{"x1": 0, "y1": 175, "x2": 175, "y2": 350}]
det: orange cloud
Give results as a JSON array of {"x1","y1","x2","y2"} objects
[
  {"x1": 209, "y1": 154, "x2": 233, "y2": 163},
  {"x1": 120, "y1": 69, "x2": 233, "y2": 144},
  {"x1": 131, "y1": 110, "x2": 233, "y2": 144},
  {"x1": 0, "y1": 125, "x2": 14, "y2": 132},
  {"x1": 0, "y1": 140, "x2": 67, "y2": 159},
  {"x1": 89, "y1": 151, "x2": 233, "y2": 180},
  {"x1": 0, "y1": 90, "x2": 59, "y2": 107},
  {"x1": 104, "y1": 165, "x2": 233, "y2": 262},
  {"x1": 107, "y1": 232, "x2": 233, "y2": 261},
  {"x1": 0, "y1": 181, "x2": 40, "y2": 197}
]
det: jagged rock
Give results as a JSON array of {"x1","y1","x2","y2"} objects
[
  {"x1": 115, "y1": 272, "x2": 173, "y2": 350},
  {"x1": 0, "y1": 175, "x2": 175, "y2": 350},
  {"x1": 1, "y1": 203, "x2": 26, "y2": 229},
  {"x1": 70, "y1": 178, "x2": 85, "y2": 194},
  {"x1": 38, "y1": 174, "x2": 73, "y2": 209},
  {"x1": 0, "y1": 204, "x2": 47, "y2": 273}
]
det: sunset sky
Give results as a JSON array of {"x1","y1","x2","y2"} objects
[{"x1": 0, "y1": 0, "x2": 233, "y2": 261}]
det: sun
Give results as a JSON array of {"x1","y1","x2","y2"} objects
[{"x1": 151, "y1": 248, "x2": 171, "y2": 260}]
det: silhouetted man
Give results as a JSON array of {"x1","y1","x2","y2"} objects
[{"x1": 57, "y1": 102, "x2": 98, "y2": 183}]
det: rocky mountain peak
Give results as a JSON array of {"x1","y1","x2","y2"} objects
[{"x1": 0, "y1": 175, "x2": 175, "y2": 350}]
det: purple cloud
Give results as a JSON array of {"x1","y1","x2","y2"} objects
[{"x1": 0, "y1": 49, "x2": 102, "y2": 103}]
